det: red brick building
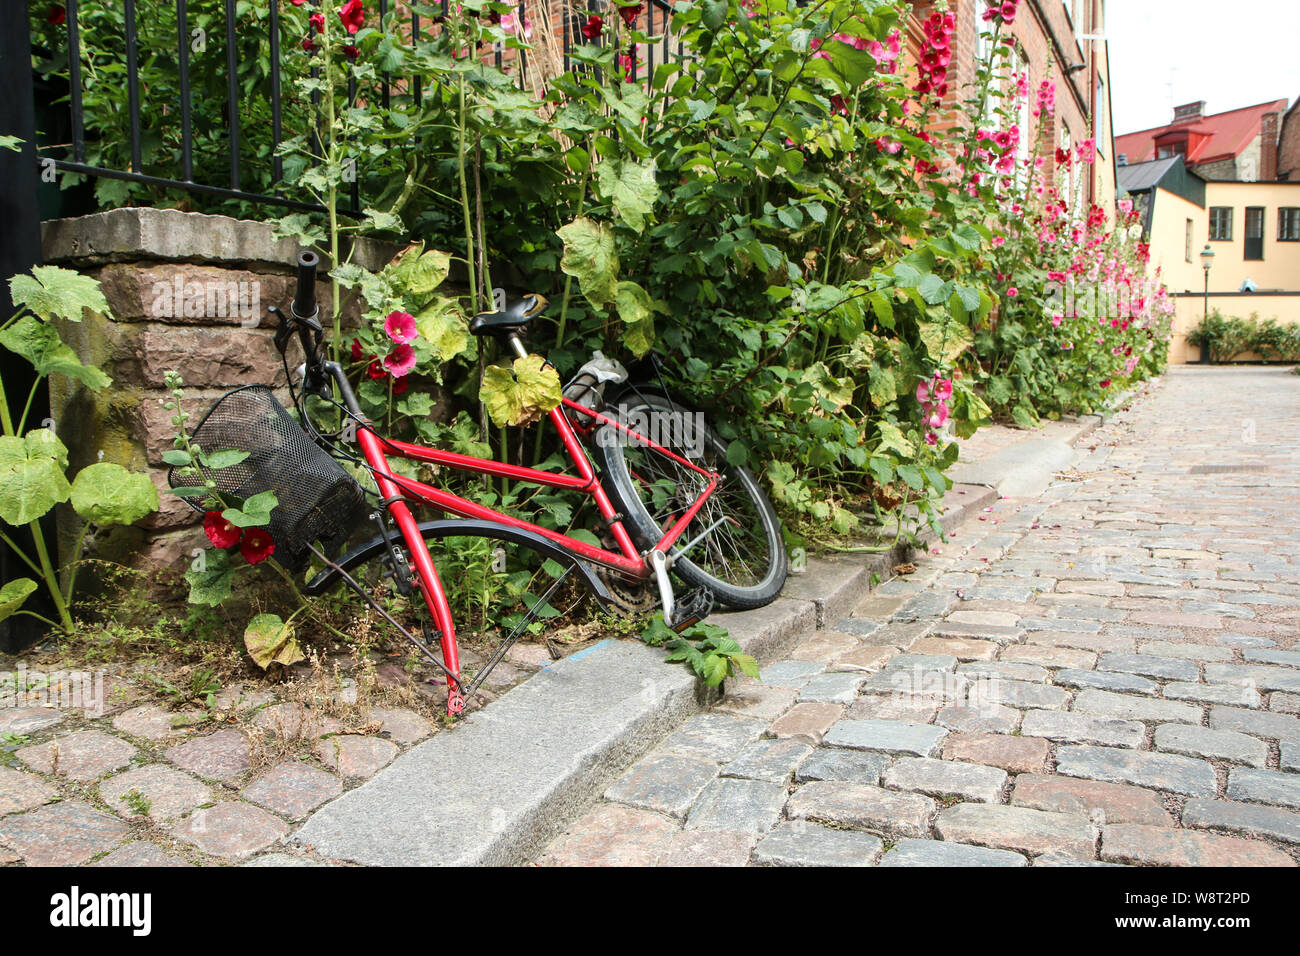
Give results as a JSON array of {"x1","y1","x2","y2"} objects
[{"x1": 904, "y1": 0, "x2": 1117, "y2": 210}]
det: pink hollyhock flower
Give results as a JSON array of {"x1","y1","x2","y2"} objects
[
  {"x1": 993, "y1": 235, "x2": 1006, "y2": 247},
  {"x1": 1078, "y1": 138, "x2": 1097, "y2": 163},
  {"x1": 1118, "y1": 199, "x2": 1133, "y2": 215},
  {"x1": 932, "y1": 378, "x2": 953, "y2": 401},
  {"x1": 384, "y1": 343, "x2": 417, "y2": 377},
  {"x1": 1007, "y1": 287, "x2": 1019, "y2": 298},
  {"x1": 384, "y1": 310, "x2": 418, "y2": 344},
  {"x1": 916, "y1": 380, "x2": 931, "y2": 403},
  {"x1": 925, "y1": 431, "x2": 939, "y2": 446},
  {"x1": 928, "y1": 404, "x2": 950, "y2": 429},
  {"x1": 1051, "y1": 315, "x2": 1063, "y2": 327},
  {"x1": 339, "y1": 0, "x2": 365, "y2": 34}
]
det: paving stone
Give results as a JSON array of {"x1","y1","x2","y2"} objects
[
  {"x1": 253, "y1": 702, "x2": 343, "y2": 740},
  {"x1": 684, "y1": 777, "x2": 787, "y2": 833},
  {"x1": 111, "y1": 704, "x2": 192, "y2": 741},
  {"x1": 1210, "y1": 705, "x2": 1300, "y2": 742},
  {"x1": 172, "y1": 802, "x2": 290, "y2": 860},
  {"x1": 832, "y1": 646, "x2": 898, "y2": 672},
  {"x1": 1204, "y1": 663, "x2": 1300, "y2": 694},
  {"x1": 935, "y1": 703, "x2": 1022, "y2": 735},
  {"x1": 958, "y1": 661, "x2": 1050, "y2": 683},
  {"x1": 858, "y1": 667, "x2": 966, "y2": 701},
  {"x1": 892, "y1": 591, "x2": 957, "y2": 622},
  {"x1": 959, "y1": 585, "x2": 1037, "y2": 603},
  {"x1": 368, "y1": 706, "x2": 433, "y2": 746},
  {"x1": 797, "y1": 671, "x2": 868, "y2": 704},
  {"x1": 607, "y1": 751, "x2": 719, "y2": 819},
  {"x1": 910, "y1": 637, "x2": 1000, "y2": 661},
  {"x1": 1163, "y1": 681, "x2": 1261, "y2": 708},
  {"x1": 823, "y1": 719, "x2": 948, "y2": 757},
  {"x1": 1053, "y1": 669, "x2": 1157, "y2": 695},
  {"x1": 1055, "y1": 745, "x2": 1217, "y2": 797},
  {"x1": 1020, "y1": 617, "x2": 1103, "y2": 634},
  {"x1": 721, "y1": 738, "x2": 812, "y2": 785},
  {"x1": 942, "y1": 733, "x2": 1050, "y2": 774},
  {"x1": 18, "y1": 730, "x2": 137, "y2": 782},
  {"x1": 166, "y1": 728, "x2": 252, "y2": 784},
  {"x1": 845, "y1": 694, "x2": 944, "y2": 723},
  {"x1": 1243, "y1": 648, "x2": 1300, "y2": 668},
  {"x1": 786, "y1": 781, "x2": 935, "y2": 838},
  {"x1": 655, "y1": 829, "x2": 755, "y2": 866},
  {"x1": 757, "y1": 660, "x2": 825, "y2": 688},
  {"x1": 0, "y1": 765, "x2": 57, "y2": 816},
  {"x1": 538, "y1": 804, "x2": 678, "y2": 866},
  {"x1": 315, "y1": 735, "x2": 399, "y2": 779},
  {"x1": 1012, "y1": 774, "x2": 1172, "y2": 826},
  {"x1": 1101, "y1": 824, "x2": 1295, "y2": 867},
  {"x1": 0, "y1": 707, "x2": 64, "y2": 735},
  {"x1": 242, "y1": 763, "x2": 344, "y2": 820},
  {"x1": 932, "y1": 622, "x2": 1025, "y2": 645},
  {"x1": 713, "y1": 684, "x2": 799, "y2": 722},
  {"x1": 1216, "y1": 633, "x2": 1278, "y2": 648},
  {"x1": 877, "y1": 838, "x2": 1028, "y2": 867},
  {"x1": 794, "y1": 747, "x2": 891, "y2": 785},
  {"x1": 1153, "y1": 724, "x2": 1268, "y2": 768},
  {"x1": 934, "y1": 804, "x2": 1096, "y2": 859},
  {"x1": 978, "y1": 679, "x2": 1070, "y2": 711},
  {"x1": 769, "y1": 703, "x2": 843, "y2": 745},
  {"x1": 1020, "y1": 709, "x2": 1145, "y2": 749},
  {"x1": 1000, "y1": 644, "x2": 1098, "y2": 670},
  {"x1": 790, "y1": 630, "x2": 860, "y2": 664},
  {"x1": 1226, "y1": 768, "x2": 1300, "y2": 809},
  {"x1": 1137, "y1": 641, "x2": 1234, "y2": 663},
  {"x1": 0, "y1": 801, "x2": 129, "y2": 865},
  {"x1": 1271, "y1": 693, "x2": 1300, "y2": 715},
  {"x1": 1028, "y1": 632, "x2": 1136, "y2": 654},
  {"x1": 882, "y1": 757, "x2": 1008, "y2": 803},
  {"x1": 505, "y1": 642, "x2": 553, "y2": 668},
  {"x1": 1097, "y1": 653, "x2": 1200, "y2": 682},
  {"x1": 752, "y1": 822, "x2": 883, "y2": 866},
  {"x1": 1182, "y1": 798, "x2": 1300, "y2": 846},
  {"x1": 655, "y1": 713, "x2": 766, "y2": 763},
  {"x1": 99, "y1": 764, "x2": 213, "y2": 824},
  {"x1": 1282, "y1": 742, "x2": 1299, "y2": 772},
  {"x1": 92, "y1": 842, "x2": 191, "y2": 867},
  {"x1": 1073, "y1": 689, "x2": 1201, "y2": 725}
]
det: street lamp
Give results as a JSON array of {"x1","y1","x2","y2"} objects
[{"x1": 1199, "y1": 244, "x2": 1215, "y2": 364}]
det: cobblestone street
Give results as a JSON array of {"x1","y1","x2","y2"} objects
[{"x1": 538, "y1": 366, "x2": 1300, "y2": 866}]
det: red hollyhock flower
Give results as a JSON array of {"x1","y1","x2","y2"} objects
[
  {"x1": 47, "y1": 5, "x2": 66, "y2": 25},
  {"x1": 302, "y1": 36, "x2": 317, "y2": 52},
  {"x1": 310, "y1": 11, "x2": 325, "y2": 33},
  {"x1": 618, "y1": 2, "x2": 643, "y2": 26},
  {"x1": 240, "y1": 528, "x2": 276, "y2": 565},
  {"x1": 367, "y1": 359, "x2": 388, "y2": 380},
  {"x1": 343, "y1": 44, "x2": 360, "y2": 60},
  {"x1": 203, "y1": 511, "x2": 242, "y2": 549},
  {"x1": 339, "y1": 0, "x2": 365, "y2": 35},
  {"x1": 581, "y1": 14, "x2": 603, "y2": 39},
  {"x1": 351, "y1": 337, "x2": 364, "y2": 362},
  {"x1": 391, "y1": 376, "x2": 409, "y2": 395}
]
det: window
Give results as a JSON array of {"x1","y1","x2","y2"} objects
[
  {"x1": 1280, "y1": 207, "x2": 1300, "y2": 242},
  {"x1": 1185, "y1": 219, "x2": 1193, "y2": 262},
  {"x1": 1245, "y1": 206, "x2": 1265, "y2": 260},
  {"x1": 1209, "y1": 206, "x2": 1233, "y2": 241}
]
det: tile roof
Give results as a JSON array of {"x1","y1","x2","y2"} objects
[{"x1": 1115, "y1": 99, "x2": 1288, "y2": 166}]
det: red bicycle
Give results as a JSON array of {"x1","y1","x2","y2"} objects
[{"x1": 173, "y1": 252, "x2": 788, "y2": 714}]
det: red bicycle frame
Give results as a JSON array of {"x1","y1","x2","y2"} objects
[{"x1": 351, "y1": 391, "x2": 720, "y2": 714}]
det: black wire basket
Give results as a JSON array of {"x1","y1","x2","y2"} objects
[{"x1": 168, "y1": 385, "x2": 367, "y2": 569}]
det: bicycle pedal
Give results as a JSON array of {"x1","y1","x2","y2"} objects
[{"x1": 670, "y1": 587, "x2": 715, "y2": 632}]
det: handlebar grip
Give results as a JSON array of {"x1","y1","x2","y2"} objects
[{"x1": 292, "y1": 250, "x2": 319, "y2": 320}]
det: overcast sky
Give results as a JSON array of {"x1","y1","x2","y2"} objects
[{"x1": 1108, "y1": 0, "x2": 1299, "y2": 135}]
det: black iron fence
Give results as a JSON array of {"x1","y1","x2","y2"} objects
[{"x1": 29, "y1": 0, "x2": 681, "y2": 219}]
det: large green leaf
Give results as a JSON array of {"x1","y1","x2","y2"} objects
[
  {"x1": 0, "y1": 316, "x2": 112, "y2": 390},
  {"x1": 0, "y1": 578, "x2": 38, "y2": 623},
  {"x1": 244, "y1": 613, "x2": 306, "y2": 669},
  {"x1": 69, "y1": 462, "x2": 159, "y2": 526},
  {"x1": 916, "y1": 318, "x2": 973, "y2": 364},
  {"x1": 0, "y1": 430, "x2": 72, "y2": 525},
  {"x1": 185, "y1": 549, "x2": 234, "y2": 606},
  {"x1": 481, "y1": 355, "x2": 562, "y2": 428},
  {"x1": 613, "y1": 280, "x2": 657, "y2": 357},
  {"x1": 8, "y1": 266, "x2": 110, "y2": 322},
  {"x1": 557, "y1": 217, "x2": 619, "y2": 308},
  {"x1": 595, "y1": 157, "x2": 659, "y2": 233},
  {"x1": 415, "y1": 297, "x2": 470, "y2": 360},
  {"x1": 393, "y1": 247, "x2": 452, "y2": 297}
]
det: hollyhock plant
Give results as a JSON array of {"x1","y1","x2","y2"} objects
[
  {"x1": 240, "y1": 528, "x2": 276, "y2": 565},
  {"x1": 384, "y1": 310, "x2": 418, "y2": 344},
  {"x1": 203, "y1": 511, "x2": 242, "y2": 549},
  {"x1": 384, "y1": 343, "x2": 417, "y2": 377},
  {"x1": 47, "y1": 4, "x2": 65, "y2": 25}
]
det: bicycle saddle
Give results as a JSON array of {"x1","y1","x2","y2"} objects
[{"x1": 469, "y1": 294, "x2": 548, "y2": 338}]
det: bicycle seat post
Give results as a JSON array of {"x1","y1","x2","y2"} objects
[{"x1": 505, "y1": 333, "x2": 528, "y2": 361}]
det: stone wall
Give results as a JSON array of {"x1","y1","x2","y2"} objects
[{"x1": 39, "y1": 207, "x2": 398, "y2": 579}]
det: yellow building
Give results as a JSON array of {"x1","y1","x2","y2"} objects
[{"x1": 1119, "y1": 158, "x2": 1300, "y2": 363}]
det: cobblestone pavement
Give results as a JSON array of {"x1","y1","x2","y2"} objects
[{"x1": 538, "y1": 366, "x2": 1300, "y2": 866}]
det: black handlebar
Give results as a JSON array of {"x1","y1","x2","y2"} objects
[{"x1": 292, "y1": 250, "x2": 319, "y2": 321}]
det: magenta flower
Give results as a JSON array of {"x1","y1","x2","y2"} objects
[
  {"x1": 384, "y1": 343, "x2": 417, "y2": 377},
  {"x1": 384, "y1": 310, "x2": 418, "y2": 344}
]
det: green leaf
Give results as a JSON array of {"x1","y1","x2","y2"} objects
[
  {"x1": 0, "y1": 578, "x2": 38, "y2": 623},
  {"x1": 481, "y1": 355, "x2": 562, "y2": 428},
  {"x1": 243, "y1": 613, "x2": 305, "y2": 669},
  {"x1": 393, "y1": 248, "x2": 452, "y2": 297},
  {"x1": 160, "y1": 450, "x2": 192, "y2": 467},
  {"x1": 414, "y1": 297, "x2": 470, "y2": 360},
  {"x1": 701, "y1": 652, "x2": 729, "y2": 687},
  {"x1": 594, "y1": 157, "x2": 658, "y2": 233},
  {"x1": 0, "y1": 316, "x2": 112, "y2": 390},
  {"x1": 916, "y1": 318, "x2": 973, "y2": 364},
  {"x1": 185, "y1": 550, "x2": 234, "y2": 606},
  {"x1": 557, "y1": 217, "x2": 619, "y2": 308},
  {"x1": 0, "y1": 431, "x2": 72, "y2": 525},
  {"x1": 614, "y1": 280, "x2": 657, "y2": 357},
  {"x1": 69, "y1": 463, "x2": 159, "y2": 526},
  {"x1": 201, "y1": 449, "x2": 250, "y2": 470},
  {"x1": 223, "y1": 490, "x2": 278, "y2": 528},
  {"x1": 8, "y1": 266, "x2": 110, "y2": 323},
  {"x1": 730, "y1": 652, "x2": 761, "y2": 680},
  {"x1": 639, "y1": 613, "x2": 676, "y2": 648}
]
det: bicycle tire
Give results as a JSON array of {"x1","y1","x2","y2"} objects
[{"x1": 591, "y1": 390, "x2": 788, "y2": 610}]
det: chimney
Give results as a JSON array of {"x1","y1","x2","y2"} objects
[
  {"x1": 1173, "y1": 101, "x2": 1206, "y2": 124},
  {"x1": 1118, "y1": 153, "x2": 1128, "y2": 166},
  {"x1": 1261, "y1": 111, "x2": 1280, "y2": 181}
]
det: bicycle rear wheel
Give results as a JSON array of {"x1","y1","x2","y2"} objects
[{"x1": 592, "y1": 391, "x2": 788, "y2": 610}]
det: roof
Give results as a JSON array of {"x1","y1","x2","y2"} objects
[
  {"x1": 1115, "y1": 99, "x2": 1288, "y2": 166},
  {"x1": 1117, "y1": 156, "x2": 1183, "y2": 193}
]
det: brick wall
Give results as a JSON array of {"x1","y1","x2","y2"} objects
[{"x1": 1279, "y1": 104, "x2": 1300, "y2": 181}]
